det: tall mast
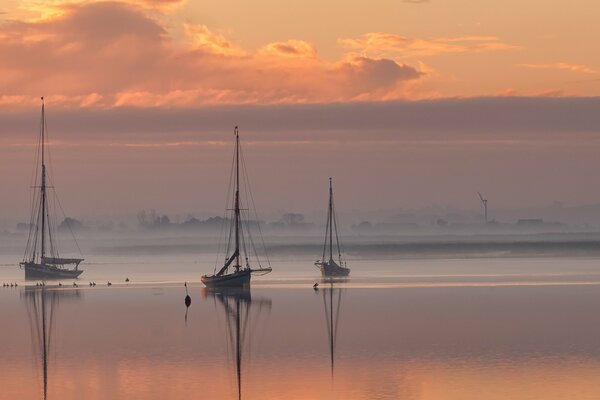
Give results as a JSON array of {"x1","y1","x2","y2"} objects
[
  {"x1": 329, "y1": 177, "x2": 333, "y2": 261},
  {"x1": 234, "y1": 126, "x2": 240, "y2": 270},
  {"x1": 40, "y1": 97, "x2": 47, "y2": 263}
]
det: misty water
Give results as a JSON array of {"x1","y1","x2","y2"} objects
[{"x1": 2, "y1": 243, "x2": 600, "y2": 400}]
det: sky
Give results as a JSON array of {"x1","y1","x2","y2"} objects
[{"x1": 0, "y1": 0, "x2": 599, "y2": 221}]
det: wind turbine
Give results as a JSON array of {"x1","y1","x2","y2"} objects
[{"x1": 478, "y1": 192, "x2": 488, "y2": 224}]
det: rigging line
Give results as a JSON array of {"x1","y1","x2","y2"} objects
[
  {"x1": 322, "y1": 196, "x2": 330, "y2": 262},
  {"x1": 238, "y1": 156, "x2": 261, "y2": 268},
  {"x1": 45, "y1": 197, "x2": 56, "y2": 260},
  {"x1": 239, "y1": 148, "x2": 260, "y2": 267},
  {"x1": 24, "y1": 189, "x2": 41, "y2": 261},
  {"x1": 50, "y1": 180, "x2": 83, "y2": 258},
  {"x1": 240, "y1": 209, "x2": 249, "y2": 266},
  {"x1": 215, "y1": 144, "x2": 237, "y2": 274},
  {"x1": 332, "y1": 199, "x2": 344, "y2": 264},
  {"x1": 239, "y1": 142, "x2": 271, "y2": 269},
  {"x1": 243, "y1": 208, "x2": 261, "y2": 269},
  {"x1": 30, "y1": 196, "x2": 42, "y2": 261},
  {"x1": 45, "y1": 177, "x2": 59, "y2": 260},
  {"x1": 24, "y1": 115, "x2": 44, "y2": 261}
]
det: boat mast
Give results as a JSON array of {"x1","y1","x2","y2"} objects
[
  {"x1": 329, "y1": 177, "x2": 333, "y2": 262},
  {"x1": 234, "y1": 127, "x2": 240, "y2": 271},
  {"x1": 40, "y1": 97, "x2": 47, "y2": 264}
]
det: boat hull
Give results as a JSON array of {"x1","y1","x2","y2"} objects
[
  {"x1": 201, "y1": 269, "x2": 251, "y2": 288},
  {"x1": 22, "y1": 262, "x2": 84, "y2": 280},
  {"x1": 317, "y1": 262, "x2": 350, "y2": 277}
]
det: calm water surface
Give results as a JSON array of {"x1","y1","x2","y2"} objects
[{"x1": 1, "y1": 257, "x2": 600, "y2": 399}]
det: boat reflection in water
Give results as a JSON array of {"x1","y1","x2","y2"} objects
[
  {"x1": 202, "y1": 288, "x2": 272, "y2": 400},
  {"x1": 22, "y1": 287, "x2": 82, "y2": 400},
  {"x1": 319, "y1": 279, "x2": 346, "y2": 379}
]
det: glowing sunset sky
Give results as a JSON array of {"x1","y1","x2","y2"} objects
[{"x1": 0, "y1": 0, "x2": 599, "y2": 219}]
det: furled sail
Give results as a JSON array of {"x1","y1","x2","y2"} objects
[
  {"x1": 216, "y1": 249, "x2": 240, "y2": 276},
  {"x1": 42, "y1": 257, "x2": 84, "y2": 266}
]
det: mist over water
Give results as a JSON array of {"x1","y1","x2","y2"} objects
[{"x1": 2, "y1": 261, "x2": 600, "y2": 400}]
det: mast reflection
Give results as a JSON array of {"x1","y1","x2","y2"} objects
[
  {"x1": 22, "y1": 287, "x2": 82, "y2": 400},
  {"x1": 202, "y1": 288, "x2": 272, "y2": 400},
  {"x1": 320, "y1": 280, "x2": 345, "y2": 378}
]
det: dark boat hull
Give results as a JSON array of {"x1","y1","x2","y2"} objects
[
  {"x1": 22, "y1": 262, "x2": 84, "y2": 280},
  {"x1": 201, "y1": 269, "x2": 251, "y2": 288},
  {"x1": 317, "y1": 262, "x2": 350, "y2": 277}
]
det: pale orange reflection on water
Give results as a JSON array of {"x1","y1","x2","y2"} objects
[{"x1": 2, "y1": 282, "x2": 600, "y2": 400}]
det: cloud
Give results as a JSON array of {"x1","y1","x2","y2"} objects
[
  {"x1": 258, "y1": 40, "x2": 318, "y2": 59},
  {"x1": 2, "y1": 97, "x2": 599, "y2": 143},
  {"x1": 17, "y1": 0, "x2": 185, "y2": 18},
  {"x1": 183, "y1": 23, "x2": 246, "y2": 56},
  {"x1": 519, "y1": 62, "x2": 597, "y2": 74},
  {"x1": 0, "y1": 2, "x2": 423, "y2": 108},
  {"x1": 339, "y1": 32, "x2": 517, "y2": 59}
]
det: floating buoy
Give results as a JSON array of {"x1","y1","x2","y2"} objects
[{"x1": 184, "y1": 282, "x2": 191, "y2": 307}]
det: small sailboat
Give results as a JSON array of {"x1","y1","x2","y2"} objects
[
  {"x1": 315, "y1": 178, "x2": 350, "y2": 277},
  {"x1": 20, "y1": 98, "x2": 84, "y2": 280},
  {"x1": 201, "y1": 127, "x2": 272, "y2": 288}
]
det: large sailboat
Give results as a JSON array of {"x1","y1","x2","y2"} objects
[
  {"x1": 201, "y1": 127, "x2": 272, "y2": 288},
  {"x1": 20, "y1": 98, "x2": 84, "y2": 280},
  {"x1": 315, "y1": 178, "x2": 350, "y2": 277}
]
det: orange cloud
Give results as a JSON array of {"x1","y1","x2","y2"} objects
[
  {"x1": 519, "y1": 62, "x2": 597, "y2": 74},
  {"x1": 258, "y1": 40, "x2": 318, "y2": 59},
  {"x1": 339, "y1": 32, "x2": 517, "y2": 59},
  {"x1": 16, "y1": 0, "x2": 185, "y2": 19},
  {"x1": 183, "y1": 23, "x2": 246, "y2": 56},
  {"x1": 0, "y1": 2, "x2": 423, "y2": 108}
]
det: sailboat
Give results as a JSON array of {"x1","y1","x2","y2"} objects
[
  {"x1": 201, "y1": 127, "x2": 272, "y2": 288},
  {"x1": 315, "y1": 178, "x2": 350, "y2": 277},
  {"x1": 20, "y1": 98, "x2": 84, "y2": 280}
]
